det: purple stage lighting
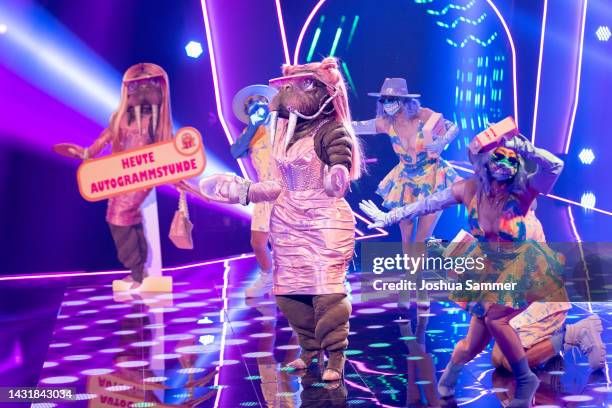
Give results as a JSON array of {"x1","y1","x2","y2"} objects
[{"x1": 185, "y1": 40, "x2": 204, "y2": 58}]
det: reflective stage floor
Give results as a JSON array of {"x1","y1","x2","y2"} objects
[{"x1": 2, "y1": 255, "x2": 611, "y2": 407}]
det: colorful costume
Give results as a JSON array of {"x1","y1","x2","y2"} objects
[
  {"x1": 199, "y1": 58, "x2": 362, "y2": 380},
  {"x1": 360, "y1": 130, "x2": 567, "y2": 406},
  {"x1": 230, "y1": 85, "x2": 278, "y2": 233},
  {"x1": 246, "y1": 126, "x2": 275, "y2": 232},
  {"x1": 451, "y1": 193, "x2": 568, "y2": 313},
  {"x1": 352, "y1": 78, "x2": 460, "y2": 210},
  {"x1": 376, "y1": 123, "x2": 459, "y2": 210}
]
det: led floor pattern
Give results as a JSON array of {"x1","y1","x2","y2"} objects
[{"x1": 6, "y1": 257, "x2": 612, "y2": 407}]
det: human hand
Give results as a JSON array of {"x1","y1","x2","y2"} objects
[
  {"x1": 359, "y1": 199, "x2": 389, "y2": 229},
  {"x1": 248, "y1": 102, "x2": 269, "y2": 126},
  {"x1": 323, "y1": 165, "x2": 349, "y2": 198},
  {"x1": 425, "y1": 139, "x2": 446, "y2": 155}
]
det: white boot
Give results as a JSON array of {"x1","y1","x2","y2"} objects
[
  {"x1": 245, "y1": 270, "x2": 273, "y2": 298},
  {"x1": 564, "y1": 315, "x2": 605, "y2": 370}
]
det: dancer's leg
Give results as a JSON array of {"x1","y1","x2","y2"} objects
[
  {"x1": 414, "y1": 213, "x2": 442, "y2": 242},
  {"x1": 312, "y1": 294, "x2": 351, "y2": 380},
  {"x1": 492, "y1": 340, "x2": 556, "y2": 372},
  {"x1": 399, "y1": 219, "x2": 416, "y2": 254},
  {"x1": 452, "y1": 316, "x2": 492, "y2": 364},
  {"x1": 485, "y1": 304, "x2": 540, "y2": 407},
  {"x1": 438, "y1": 316, "x2": 491, "y2": 397},
  {"x1": 399, "y1": 219, "x2": 424, "y2": 307},
  {"x1": 251, "y1": 231, "x2": 272, "y2": 270},
  {"x1": 246, "y1": 231, "x2": 273, "y2": 297}
]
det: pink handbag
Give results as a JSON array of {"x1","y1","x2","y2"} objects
[{"x1": 169, "y1": 190, "x2": 193, "y2": 249}]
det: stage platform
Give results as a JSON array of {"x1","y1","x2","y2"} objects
[{"x1": 1, "y1": 256, "x2": 610, "y2": 407}]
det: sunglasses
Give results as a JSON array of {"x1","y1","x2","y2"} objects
[
  {"x1": 492, "y1": 151, "x2": 519, "y2": 166},
  {"x1": 126, "y1": 77, "x2": 162, "y2": 93},
  {"x1": 379, "y1": 98, "x2": 400, "y2": 104},
  {"x1": 269, "y1": 74, "x2": 324, "y2": 92}
]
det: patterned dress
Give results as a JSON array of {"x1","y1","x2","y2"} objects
[
  {"x1": 248, "y1": 125, "x2": 274, "y2": 232},
  {"x1": 510, "y1": 209, "x2": 570, "y2": 348},
  {"x1": 451, "y1": 193, "x2": 568, "y2": 317},
  {"x1": 376, "y1": 122, "x2": 459, "y2": 210}
]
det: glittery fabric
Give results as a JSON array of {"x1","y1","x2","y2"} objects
[
  {"x1": 270, "y1": 135, "x2": 355, "y2": 295},
  {"x1": 91, "y1": 116, "x2": 154, "y2": 226}
]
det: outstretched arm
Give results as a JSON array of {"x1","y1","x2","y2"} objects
[
  {"x1": 359, "y1": 186, "x2": 462, "y2": 228},
  {"x1": 80, "y1": 128, "x2": 113, "y2": 159},
  {"x1": 199, "y1": 174, "x2": 281, "y2": 205},
  {"x1": 425, "y1": 117, "x2": 459, "y2": 155},
  {"x1": 352, "y1": 119, "x2": 378, "y2": 135},
  {"x1": 230, "y1": 102, "x2": 270, "y2": 158},
  {"x1": 230, "y1": 125, "x2": 258, "y2": 159},
  {"x1": 506, "y1": 136, "x2": 564, "y2": 194},
  {"x1": 352, "y1": 117, "x2": 390, "y2": 136}
]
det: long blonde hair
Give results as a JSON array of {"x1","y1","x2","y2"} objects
[
  {"x1": 281, "y1": 57, "x2": 363, "y2": 180},
  {"x1": 109, "y1": 63, "x2": 173, "y2": 149}
]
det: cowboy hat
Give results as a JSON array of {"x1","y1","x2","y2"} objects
[{"x1": 232, "y1": 84, "x2": 278, "y2": 124}]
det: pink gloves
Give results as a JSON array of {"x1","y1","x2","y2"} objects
[
  {"x1": 198, "y1": 174, "x2": 281, "y2": 205},
  {"x1": 323, "y1": 165, "x2": 350, "y2": 198}
]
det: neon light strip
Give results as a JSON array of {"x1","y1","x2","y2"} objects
[
  {"x1": 200, "y1": 0, "x2": 248, "y2": 178},
  {"x1": 567, "y1": 206, "x2": 592, "y2": 304},
  {"x1": 329, "y1": 27, "x2": 343, "y2": 56},
  {"x1": 293, "y1": 0, "x2": 326, "y2": 64},
  {"x1": 354, "y1": 212, "x2": 389, "y2": 237},
  {"x1": 341, "y1": 61, "x2": 357, "y2": 96},
  {"x1": 274, "y1": 0, "x2": 291, "y2": 65},
  {"x1": 346, "y1": 15, "x2": 359, "y2": 49},
  {"x1": 565, "y1": 0, "x2": 588, "y2": 154},
  {"x1": 449, "y1": 163, "x2": 612, "y2": 215},
  {"x1": 547, "y1": 193, "x2": 611, "y2": 216},
  {"x1": 0, "y1": 253, "x2": 256, "y2": 281},
  {"x1": 356, "y1": 232, "x2": 388, "y2": 241},
  {"x1": 161, "y1": 253, "x2": 256, "y2": 271},
  {"x1": 212, "y1": 260, "x2": 230, "y2": 407},
  {"x1": 0, "y1": 270, "x2": 124, "y2": 281},
  {"x1": 531, "y1": 0, "x2": 548, "y2": 144},
  {"x1": 306, "y1": 28, "x2": 321, "y2": 62},
  {"x1": 484, "y1": 0, "x2": 519, "y2": 126},
  {"x1": 567, "y1": 206, "x2": 583, "y2": 242}
]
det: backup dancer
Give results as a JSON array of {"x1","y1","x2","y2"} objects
[
  {"x1": 361, "y1": 132, "x2": 567, "y2": 407},
  {"x1": 230, "y1": 85, "x2": 278, "y2": 297},
  {"x1": 353, "y1": 78, "x2": 459, "y2": 306}
]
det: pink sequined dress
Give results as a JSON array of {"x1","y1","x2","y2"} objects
[
  {"x1": 269, "y1": 133, "x2": 356, "y2": 295},
  {"x1": 87, "y1": 115, "x2": 156, "y2": 226}
]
